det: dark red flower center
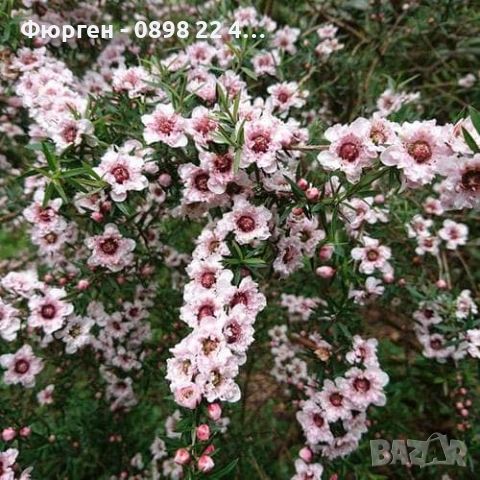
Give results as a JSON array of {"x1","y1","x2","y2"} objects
[
  {"x1": 251, "y1": 134, "x2": 270, "y2": 153},
  {"x1": 214, "y1": 154, "x2": 232, "y2": 173},
  {"x1": 339, "y1": 142, "x2": 359, "y2": 162},
  {"x1": 111, "y1": 166, "x2": 130, "y2": 184},
  {"x1": 353, "y1": 377, "x2": 371, "y2": 393},
  {"x1": 237, "y1": 215, "x2": 255, "y2": 232},
  {"x1": 330, "y1": 392, "x2": 343, "y2": 407},
  {"x1": 200, "y1": 272, "x2": 216, "y2": 289},
  {"x1": 461, "y1": 169, "x2": 480, "y2": 191},
  {"x1": 408, "y1": 140, "x2": 432, "y2": 163},
  {"x1": 41, "y1": 303, "x2": 56, "y2": 319},
  {"x1": 100, "y1": 237, "x2": 119, "y2": 255},
  {"x1": 194, "y1": 173, "x2": 210, "y2": 192},
  {"x1": 14, "y1": 359, "x2": 30, "y2": 374}
]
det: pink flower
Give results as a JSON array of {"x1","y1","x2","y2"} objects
[
  {"x1": 174, "y1": 383, "x2": 202, "y2": 409},
  {"x1": 196, "y1": 424, "x2": 210, "y2": 441},
  {"x1": 187, "y1": 106, "x2": 219, "y2": 148},
  {"x1": 197, "y1": 455, "x2": 214, "y2": 473},
  {"x1": 185, "y1": 41, "x2": 216, "y2": 66},
  {"x1": 267, "y1": 82, "x2": 307, "y2": 113},
  {"x1": 85, "y1": 224, "x2": 136, "y2": 272},
  {"x1": 296, "y1": 400, "x2": 333, "y2": 445},
  {"x1": 0, "y1": 300, "x2": 21, "y2": 342},
  {"x1": 438, "y1": 220, "x2": 468, "y2": 250},
  {"x1": 112, "y1": 66, "x2": 152, "y2": 98},
  {"x1": 1, "y1": 429, "x2": 16, "y2": 442},
  {"x1": 37, "y1": 384, "x2": 55, "y2": 405},
  {"x1": 292, "y1": 459, "x2": 323, "y2": 480},
  {"x1": 273, "y1": 236, "x2": 303, "y2": 277},
  {"x1": 28, "y1": 287, "x2": 73, "y2": 334},
  {"x1": 380, "y1": 121, "x2": 450, "y2": 186},
  {"x1": 50, "y1": 118, "x2": 94, "y2": 153},
  {"x1": 207, "y1": 403, "x2": 222, "y2": 421},
  {"x1": 0, "y1": 345, "x2": 43, "y2": 388},
  {"x1": 252, "y1": 51, "x2": 279, "y2": 76},
  {"x1": 272, "y1": 26, "x2": 300, "y2": 54},
  {"x1": 178, "y1": 163, "x2": 217, "y2": 204},
  {"x1": 317, "y1": 379, "x2": 352, "y2": 422},
  {"x1": 339, "y1": 367, "x2": 389, "y2": 410},
  {"x1": 438, "y1": 154, "x2": 480, "y2": 210},
  {"x1": 241, "y1": 116, "x2": 286, "y2": 173},
  {"x1": 173, "y1": 448, "x2": 190, "y2": 465},
  {"x1": 216, "y1": 196, "x2": 272, "y2": 245},
  {"x1": 346, "y1": 336, "x2": 379, "y2": 368},
  {"x1": 351, "y1": 236, "x2": 392, "y2": 274},
  {"x1": 318, "y1": 118, "x2": 377, "y2": 183},
  {"x1": 142, "y1": 103, "x2": 188, "y2": 148},
  {"x1": 199, "y1": 150, "x2": 235, "y2": 195},
  {"x1": 95, "y1": 145, "x2": 148, "y2": 202},
  {"x1": 0, "y1": 448, "x2": 18, "y2": 480}
]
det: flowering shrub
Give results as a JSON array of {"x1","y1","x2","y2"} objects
[{"x1": 1, "y1": 1, "x2": 480, "y2": 479}]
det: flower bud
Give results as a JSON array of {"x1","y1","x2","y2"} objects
[
  {"x1": 91, "y1": 211, "x2": 104, "y2": 223},
  {"x1": 203, "y1": 444, "x2": 215, "y2": 455},
  {"x1": 158, "y1": 173, "x2": 172, "y2": 187},
  {"x1": 207, "y1": 403, "x2": 222, "y2": 421},
  {"x1": 197, "y1": 455, "x2": 214, "y2": 473},
  {"x1": 316, "y1": 266, "x2": 335, "y2": 279},
  {"x1": 297, "y1": 178, "x2": 309, "y2": 191},
  {"x1": 19, "y1": 426, "x2": 31, "y2": 438},
  {"x1": 436, "y1": 279, "x2": 447, "y2": 289},
  {"x1": 318, "y1": 245, "x2": 334, "y2": 261},
  {"x1": 306, "y1": 187, "x2": 319, "y2": 201},
  {"x1": 76, "y1": 279, "x2": 90, "y2": 290},
  {"x1": 196, "y1": 424, "x2": 211, "y2": 442},
  {"x1": 174, "y1": 448, "x2": 190, "y2": 465},
  {"x1": 1, "y1": 428, "x2": 16, "y2": 441},
  {"x1": 299, "y1": 446, "x2": 313, "y2": 463}
]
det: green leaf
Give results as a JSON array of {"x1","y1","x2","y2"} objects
[
  {"x1": 209, "y1": 459, "x2": 238, "y2": 479},
  {"x1": 462, "y1": 127, "x2": 480, "y2": 153},
  {"x1": 469, "y1": 107, "x2": 480, "y2": 135}
]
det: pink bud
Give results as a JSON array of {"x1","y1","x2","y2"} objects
[
  {"x1": 383, "y1": 273, "x2": 394, "y2": 284},
  {"x1": 1, "y1": 428, "x2": 16, "y2": 442},
  {"x1": 203, "y1": 444, "x2": 215, "y2": 455},
  {"x1": 196, "y1": 424, "x2": 211, "y2": 442},
  {"x1": 100, "y1": 201, "x2": 112, "y2": 213},
  {"x1": 297, "y1": 178, "x2": 309, "y2": 191},
  {"x1": 465, "y1": 399, "x2": 472, "y2": 407},
  {"x1": 436, "y1": 279, "x2": 448, "y2": 289},
  {"x1": 158, "y1": 173, "x2": 172, "y2": 187},
  {"x1": 58, "y1": 277, "x2": 68, "y2": 286},
  {"x1": 456, "y1": 402, "x2": 464, "y2": 410},
  {"x1": 299, "y1": 446, "x2": 313, "y2": 463},
  {"x1": 315, "y1": 266, "x2": 335, "y2": 279},
  {"x1": 318, "y1": 245, "x2": 334, "y2": 261},
  {"x1": 306, "y1": 187, "x2": 319, "y2": 201},
  {"x1": 207, "y1": 403, "x2": 222, "y2": 421},
  {"x1": 91, "y1": 211, "x2": 104, "y2": 223},
  {"x1": 43, "y1": 274, "x2": 54, "y2": 283},
  {"x1": 292, "y1": 207, "x2": 304, "y2": 216},
  {"x1": 459, "y1": 387, "x2": 468, "y2": 395},
  {"x1": 460, "y1": 409, "x2": 469, "y2": 417},
  {"x1": 174, "y1": 448, "x2": 190, "y2": 465},
  {"x1": 197, "y1": 455, "x2": 214, "y2": 473},
  {"x1": 76, "y1": 279, "x2": 90, "y2": 290},
  {"x1": 374, "y1": 194, "x2": 385, "y2": 204},
  {"x1": 19, "y1": 426, "x2": 31, "y2": 438},
  {"x1": 397, "y1": 278, "x2": 406, "y2": 287}
]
